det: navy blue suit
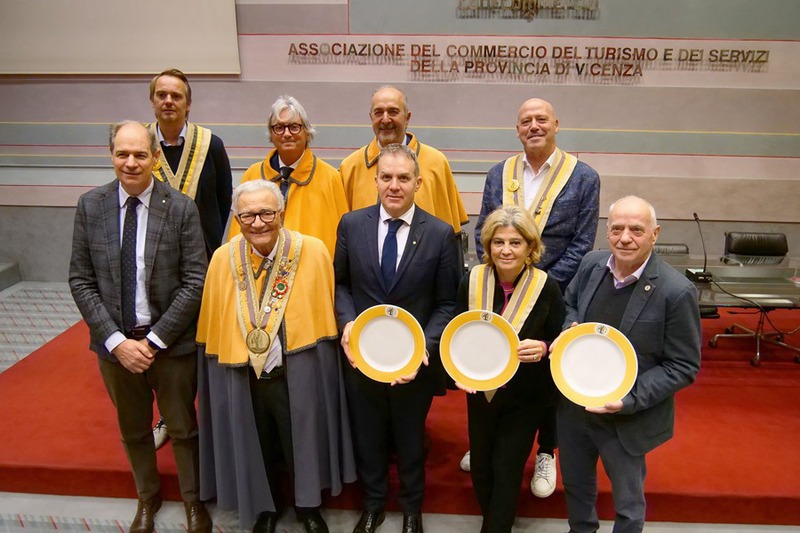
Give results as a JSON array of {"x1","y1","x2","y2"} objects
[{"x1": 334, "y1": 204, "x2": 460, "y2": 514}]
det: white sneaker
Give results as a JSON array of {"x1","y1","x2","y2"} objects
[
  {"x1": 459, "y1": 450, "x2": 471, "y2": 472},
  {"x1": 153, "y1": 417, "x2": 170, "y2": 450},
  {"x1": 530, "y1": 453, "x2": 556, "y2": 498}
]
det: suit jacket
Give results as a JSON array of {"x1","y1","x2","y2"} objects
[
  {"x1": 475, "y1": 158, "x2": 600, "y2": 292},
  {"x1": 69, "y1": 178, "x2": 207, "y2": 361},
  {"x1": 563, "y1": 250, "x2": 701, "y2": 455},
  {"x1": 334, "y1": 204, "x2": 460, "y2": 395}
]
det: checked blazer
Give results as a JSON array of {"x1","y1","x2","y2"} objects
[{"x1": 69, "y1": 178, "x2": 207, "y2": 360}]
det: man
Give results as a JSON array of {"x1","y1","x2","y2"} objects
[
  {"x1": 339, "y1": 86, "x2": 468, "y2": 235},
  {"x1": 229, "y1": 95, "x2": 349, "y2": 257},
  {"x1": 467, "y1": 98, "x2": 600, "y2": 498},
  {"x1": 557, "y1": 195, "x2": 701, "y2": 533},
  {"x1": 197, "y1": 180, "x2": 356, "y2": 533},
  {"x1": 69, "y1": 121, "x2": 210, "y2": 532},
  {"x1": 335, "y1": 144, "x2": 460, "y2": 533},
  {"x1": 149, "y1": 68, "x2": 232, "y2": 448},
  {"x1": 149, "y1": 68, "x2": 232, "y2": 259}
]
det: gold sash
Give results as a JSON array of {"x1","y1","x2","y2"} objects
[
  {"x1": 149, "y1": 122, "x2": 212, "y2": 200},
  {"x1": 468, "y1": 264, "x2": 546, "y2": 401},
  {"x1": 230, "y1": 229, "x2": 303, "y2": 376},
  {"x1": 501, "y1": 148, "x2": 578, "y2": 231}
]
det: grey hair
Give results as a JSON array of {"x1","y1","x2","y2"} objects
[
  {"x1": 232, "y1": 180, "x2": 285, "y2": 215},
  {"x1": 377, "y1": 143, "x2": 419, "y2": 177},
  {"x1": 109, "y1": 120, "x2": 158, "y2": 155},
  {"x1": 269, "y1": 95, "x2": 316, "y2": 143},
  {"x1": 608, "y1": 195, "x2": 658, "y2": 228}
]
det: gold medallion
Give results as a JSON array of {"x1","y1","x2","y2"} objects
[{"x1": 246, "y1": 328, "x2": 270, "y2": 354}]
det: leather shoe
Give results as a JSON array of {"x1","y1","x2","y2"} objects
[
  {"x1": 298, "y1": 508, "x2": 329, "y2": 533},
  {"x1": 184, "y1": 501, "x2": 212, "y2": 533},
  {"x1": 353, "y1": 510, "x2": 385, "y2": 533},
  {"x1": 253, "y1": 511, "x2": 278, "y2": 533},
  {"x1": 129, "y1": 494, "x2": 162, "y2": 533},
  {"x1": 402, "y1": 514, "x2": 423, "y2": 533}
]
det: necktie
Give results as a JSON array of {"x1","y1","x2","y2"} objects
[
  {"x1": 279, "y1": 166, "x2": 292, "y2": 200},
  {"x1": 381, "y1": 219, "x2": 404, "y2": 288},
  {"x1": 121, "y1": 196, "x2": 140, "y2": 333}
]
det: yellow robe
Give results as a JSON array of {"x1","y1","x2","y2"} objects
[
  {"x1": 197, "y1": 235, "x2": 339, "y2": 364},
  {"x1": 229, "y1": 149, "x2": 349, "y2": 257},
  {"x1": 339, "y1": 132, "x2": 468, "y2": 233}
]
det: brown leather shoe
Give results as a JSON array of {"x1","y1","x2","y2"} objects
[
  {"x1": 129, "y1": 494, "x2": 162, "y2": 533},
  {"x1": 184, "y1": 501, "x2": 212, "y2": 533}
]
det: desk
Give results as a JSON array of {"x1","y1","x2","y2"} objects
[{"x1": 666, "y1": 259, "x2": 800, "y2": 365}]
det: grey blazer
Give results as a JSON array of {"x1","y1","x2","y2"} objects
[
  {"x1": 69, "y1": 178, "x2": 207, "y2": 360},
  {"x1": 563, "y1": 250, "x2": 702, "y2": 455}
]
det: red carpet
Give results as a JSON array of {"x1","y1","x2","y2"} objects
[{"x1": 1, "y1": 313, "x2": 799, "y2": 525}]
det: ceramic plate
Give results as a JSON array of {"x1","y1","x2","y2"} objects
[
  {"x1": 350, "y1": 304, "x2": 426, "y2": 383},
  {"x1": 550, "y1": 322, "x2": 637, "y2": 407},
  {"x1": 441, "y1": 310, "x2": 520, "y2": 391}
]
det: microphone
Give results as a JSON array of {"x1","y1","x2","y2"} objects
[{"x1": 686, "y1": 212, "x2": 713, "y2": 283}]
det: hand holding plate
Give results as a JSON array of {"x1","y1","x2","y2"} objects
[
  {"x1": 390, "y1": 351, "x2": 428, "y2": 386},
  {"x1": 454, "y1": 381, "x2": 477, "y2": 394},
  {"x1": 585, "y1": 400, "x2": 623, "y2": 414},
  {"x1": 341, "y1": 321, "x2": 356, "y2": 368},
  {"x1": 550, "y1": 322, "x2": 579, "y2": 354}
]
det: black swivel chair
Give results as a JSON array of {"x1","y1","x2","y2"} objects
[
  {"x1": 654, "y1": 242, "x2": 689, "y2": 255},
  {"x1": 709, "y1": 232, "x2": 795, "y2": 365}
]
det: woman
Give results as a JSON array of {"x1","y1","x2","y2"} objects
[{"x1": 455, "y1": 205, "x2": 565, "y2": 533}]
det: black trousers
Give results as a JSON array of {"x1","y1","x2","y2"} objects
[
  {"x1": 468, "y1": 390, "x2": 547, "y2": 533},
  {"x1": 249, "y1": 369, "x2": 295, "y2": 512},
  {"x1": 344, "y1": 365, "x2": 433, "y2": 515}
]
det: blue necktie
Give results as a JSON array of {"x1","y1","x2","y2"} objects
[
  {"x1": 279, "y1": 166, "x2": 292, "y2": 200},
  {"x1": 381, "y1": 219, "x2": 404, "y2": 288},
  {"x1": 121, "y1": 196, "x2": 140, "y2": 333}
]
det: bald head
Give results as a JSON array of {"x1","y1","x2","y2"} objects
[
  {"x1": 370, "y1": 86, "x2": 411, "y2": 146},
  {"x1": 607, "y1": 195, "x2": 661, "y2": 276},
  {"x1": 516, "y1": 98, "x2": 559, "y2": 166}
]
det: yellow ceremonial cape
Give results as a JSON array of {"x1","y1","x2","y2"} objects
[
  {"x1": 197, "y1": 235, "x2": 339, "y2": 365},
  {"x1": 339, "y1": 132, "x2": 467, "y2": 233},
  {"x1": 229, "y1": 149, "x2": 349, "y2": 257}
]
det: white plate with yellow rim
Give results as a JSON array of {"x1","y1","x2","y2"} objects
[
  {"x1": 441, "y1": 310, "x2": 520, "y2": 391},
  {"x1": 350, "y1": 304, "x2": 426, "y2": 383},
  {"x1": 550, "y1": 322, "x2": 637, "y2": 408}
]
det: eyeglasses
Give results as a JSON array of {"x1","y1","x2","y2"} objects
[
  {"x1": 270, "y1": 123, "x2": 303, "y2": 135},
  {"x1": 237, "y1": 210, "x2": 279, "y2": 225}
]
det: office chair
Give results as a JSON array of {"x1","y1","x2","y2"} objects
[
  {"x1": 709, "y1": 231, "x2": 795, "y2": 365},
  {"x1": 654, "y1": 242, "x2": 689, "y2": 255},
  {"x1": 720, "y1": 231, "x2": 788, "y2": 266}
]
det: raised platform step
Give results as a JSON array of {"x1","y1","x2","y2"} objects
[{"x1": 0, "y1": 262, "x2": 20, "y2": 293}]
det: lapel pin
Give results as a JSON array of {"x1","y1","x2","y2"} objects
[
  {"x1": 644, "y1": 284, "x2": 651, "y2": 291},
  {"x1": 413, "y1": 241, "x2": 417, "y2": 245}
]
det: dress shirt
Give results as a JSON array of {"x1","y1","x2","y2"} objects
[
  {"x1": 378, "y1": 204, "x2": 415, "y2": 269},
  {"x1": 522, "y1": 149, "x2": 558, "y2": 209},
  {"x1": 252, "y1": 243, "x2": 283, "y2": 371},
  {"x1": 277, "y1": 152, "x2": 303, "y2": 172},
  {"x1": 104, "y1": 180, "x2": 166, "y2": 353},
  {"x1": 156, "y1": 122, "x2": 188, "y2": 146},
  {"x1": 606, "y1": 253, "x2": 652, "y2": 289}
]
